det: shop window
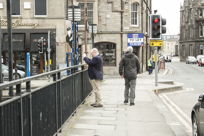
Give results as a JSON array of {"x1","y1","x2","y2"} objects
[
  {"x1": 35, "y1": 0, "x2": 47, "y2": 16},
  {"x1": 3, "y1": 33, "x2": 25, "y2": 51},
  {"x1": 78, "y1": 3, "x2": 93, "y2": 25},
  {"x1": 30, "y1": 33, "x2": 48, "y2": 52},
  {"x1": 12, "y1": 0, "x2": 20, "y2": 15},
  {"x1": 94, "y1": 42, "x2": 116, "y2": 66},
  {"x1": 131, "y1": 2, "x2": 139, "y2": 26}
]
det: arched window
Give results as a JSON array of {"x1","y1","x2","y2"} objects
[
  {"x1": 94, "y1": 42, "x2": 116, "y2": 66},
  {"x1": 131, "y1": 2, "x2": 139, "y2": 26}
]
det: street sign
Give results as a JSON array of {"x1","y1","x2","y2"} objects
[
  {"x1": 150, "y1": 40, "x2": 164, "y2": 46},
  {"x1": 127, "y1": 33, "x2": 144, "y2": 46},
  {"x1": 68, "y1": 6, "x2": 81, "y2": 21}
]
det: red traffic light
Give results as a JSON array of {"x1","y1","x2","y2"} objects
[{"x1": 153, "y1": 18, "x2": 160, "y2": 23}]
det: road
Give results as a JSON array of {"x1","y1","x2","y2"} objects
[{"x1": 159, "y1": 59, "x2": 204, "y2": 135}]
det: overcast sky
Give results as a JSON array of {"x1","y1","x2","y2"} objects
[{"x1": 152, "y1": 0, "x2": 184, "y2": 35}]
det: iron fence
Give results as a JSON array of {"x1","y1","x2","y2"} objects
[{"x1": 0, "y1": 64, "x2": 92, "y2": 136}]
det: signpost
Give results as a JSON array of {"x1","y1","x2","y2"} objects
[
  {"x1": 68, "y1": 4, "x2": 81, "y2": 67},
  {"x1": 150, "y1": 39, "x2": 164, "y2": 87}
]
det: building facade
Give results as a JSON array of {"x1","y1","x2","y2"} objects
[
  {"x1": 180, "y1": 0, "x2": 204, "y2": 61},
  {"x1": 0, "y1": 0, "x2": 68, "y2": 75},
  {"x1": 68, "y1": 0, "x2": 152, "y2": 75},
  {"x1": 162, "y1": 35, "x2": 179, "y2": 56}
]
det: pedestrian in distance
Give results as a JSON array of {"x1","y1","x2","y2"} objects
[
  {"x1": 83, "y1": 48, "x2": 103, "y2": 108},
  {"x1": 119, "y1": 46, "x2": 140, "y2": 106},
  {"x1": 148, "y1": 58, "x2": 153, "y2": 75}
]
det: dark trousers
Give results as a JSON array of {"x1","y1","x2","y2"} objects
[
  {"x1": 148, "y1": 66, "x2": 153, "y2": 74},
  {"x1": 124, "y1": 78, "x2": 136, "y2": 103}
]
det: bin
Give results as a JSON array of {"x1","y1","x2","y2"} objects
[{"x1": 160, "y1": 60, "x2": 165, "y2": 69}]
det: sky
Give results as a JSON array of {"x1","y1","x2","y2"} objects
[{"x1": 152, "y1": 0, "x2": 184, "y2": 35}]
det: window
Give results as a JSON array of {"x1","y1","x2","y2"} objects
[
  {"x1": 199, "y1": 9, "x2": 204, "y2": 17},
  {"x1": 199, "y1": 25, "x2": 204, "y2": 37},
  {"x1": 35, "y1": 0, "x2": 47, "y2": 16},
  {"x1": 131, "y1": 2, "x2": 139, "y2": 26},
  {"x1": 78, "y1": 3, "x2": 93, "y2": 25},
  {"x1": 94, "y1": 42, "x2": 116, "y2": 66},
  {"x1": 12, "y1": 0, "x2": 20, "y2": 15}
]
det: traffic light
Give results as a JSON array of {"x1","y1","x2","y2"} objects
[
  {"x1": 161, "y1": 18, "x2": 166, "y2": 34},
  {"x1": 43, "y1": 39, "x2": 48, "y2": 52},
  {"x1": 150, "y1": 14, "x2": 162, "y2": 39},
  {"x1": 37, "y1": 39, "x2": 43, "y2": 53}
]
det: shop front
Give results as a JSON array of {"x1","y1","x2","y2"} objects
[{"x1": 2, "y1": 29, "x2": 56, "y2": 76}]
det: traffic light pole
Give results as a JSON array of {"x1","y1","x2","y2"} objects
[
  {"x1": 154, "y1": 47, "x2": 158, "y2": 87},
  {"x1": 48, "y1": 31, "x2": 51, "y2": 72},
  {"x1": 0, "y1": 17, "x2": 2, "y2": 101}
]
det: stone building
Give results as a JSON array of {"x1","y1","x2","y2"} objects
[
  {"x1": 162, "y1": 35, "x2": 179, "y2": 56},
  {"x1": 180, "y1": 0, "x2": 204, "y2": 61},
  {"x1": 68, "y1": 0, "x2": 152, "y2": 75},
  {"x1": 0, "y1": 0, "x2": 68, "y2": 75}
]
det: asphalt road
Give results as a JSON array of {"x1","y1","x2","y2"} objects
[{"x1": 159, "y1": 60, "x2": 204, "y2": 134}]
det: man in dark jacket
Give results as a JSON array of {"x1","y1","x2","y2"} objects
[
  {"x1": 83, "y1": 48, "x2": 103, "y2": 107},
  {"x1": 119, "y1": 46, "x2": 140, "y2": 106}
]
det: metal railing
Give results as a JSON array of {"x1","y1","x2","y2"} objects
[{"x1": 0, "y1": 64, "x2": 92, "y2": 136}]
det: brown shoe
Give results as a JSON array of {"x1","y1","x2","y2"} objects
[{"x1": 93, "y1": 104, "x2": 103, "y2": 107}]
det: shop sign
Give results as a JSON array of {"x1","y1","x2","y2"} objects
[
  {"x1": 0, "y1": 19, "x2": 39, "y2": 28},
  {"x1": 127, "y1": 33, "x2": 144, "y2": 46}
]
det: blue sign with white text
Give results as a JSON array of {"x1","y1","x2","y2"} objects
[{"x1": 127, "y1": 33, "x2": 144, "y2": 46}]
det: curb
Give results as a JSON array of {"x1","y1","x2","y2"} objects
[{"x1": 153, "y1": 82, "x2": 183, "y2": 94}]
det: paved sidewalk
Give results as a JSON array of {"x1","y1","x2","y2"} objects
[{"x1": 59, "y1": 71, "x2": 188, "y2": 136}]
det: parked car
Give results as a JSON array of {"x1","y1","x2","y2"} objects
[
  {"x1": 198, "y1": 57, "x2": 204, "y2": 66},
  {"x1": 196, "y1": 55, "x2": 204, "y2": 62},
  {"x1": 2, "y1": 64, "x2": 25, "y2": 79},
  {"x1": 186, "y1": 56, "x2": 197, "y2": 64},
  {"x1": 16, "y1": 64, "x2": 25, "y2": 71},
  {"x1": 191, "y1": 94, "x2": 204, "y2": 136}
]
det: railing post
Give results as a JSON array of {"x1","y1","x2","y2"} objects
[
  {"x1": 16, "y1": 84, "x2": 21, "y2": 95},
  {"x1": 16, "y1": 83, "x2": 24, "y2": 136},
  {"x1": 26, "y1": 81, "x2": 32, "y2": 136},
  {"x1": 26, "y1": 81, "x2": 31, "y2": 92},
  {"x1": 81, "y1": 66, "x2": 85, "y2": 100}
]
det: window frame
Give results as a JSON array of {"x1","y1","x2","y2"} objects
[
  {"x1": 34, "y1": 0, "x2": 48, "y2": 17},
  {"x1": 12, "y1": 0, "x2": 21, "y2": 17},
  {"x1": 131, "y1": 2, "x2": 139, "y2": 27},
  {"x1": 78, "y1": 2, "x2": 94, "y2": 26}
]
